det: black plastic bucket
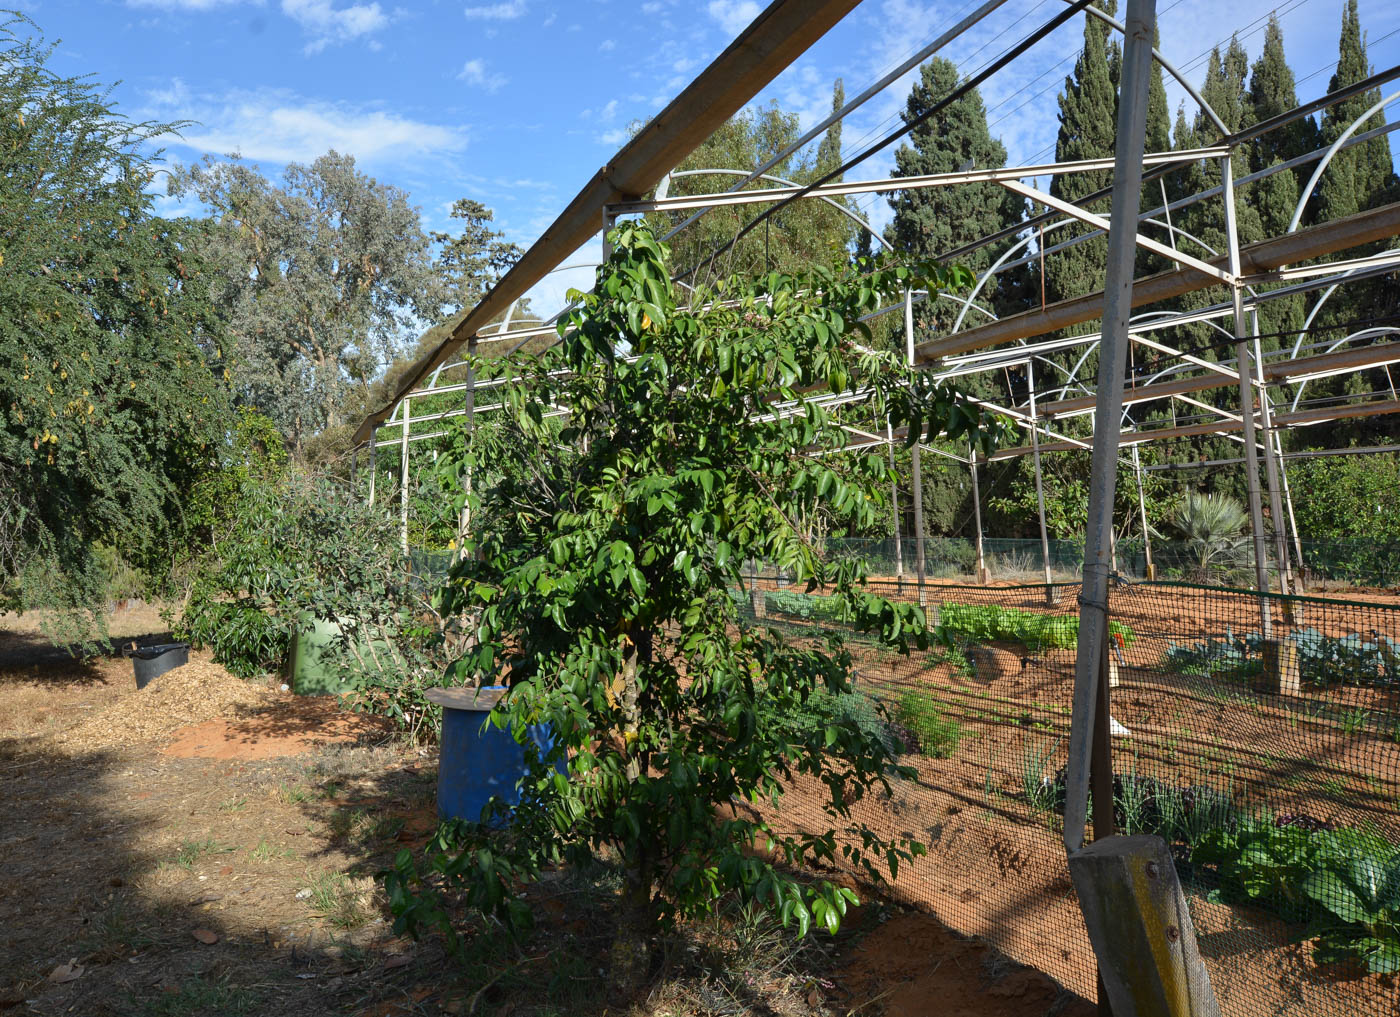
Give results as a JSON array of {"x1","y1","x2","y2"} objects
[{"x1": 125, "y1": 642, "x2": 190, "y2": 689}]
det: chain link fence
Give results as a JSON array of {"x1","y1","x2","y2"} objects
[{"x1": 736, "y1": 573, "x2": 1400, "y2": 1014}]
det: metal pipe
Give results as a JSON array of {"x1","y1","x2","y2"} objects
[
  {"x1": 1223, "y1": 154, "x2": 1275, "y2": 633},
  {"x1": 458, "y1": 336, "x2": 478, "y2": 562},
  {"x1": 888, "y1": 421, "x2": 904, "y2": 581},
  {"x1": 1132, "y1": 443, "x2": 1154, "y2": 580},
  {"x1": 905, "y1": 291, "x2": 927, "y2": 595},
  {"x1": 1064, "y1": 0, "x2": 1155, "y2": 856},
  {"x1": 1252, "y1": 310, "x2": 1294, "y2": 594},
  {"x1": 657, "y1": 0, "x2": 1015, "y2": 246},
  {"x1": 1027, "y1": 361, "x2": 1054, "y2": 595},
  {"x1": 368, "y1": 426, "x2": 377, "y2": 505},
  {"x1": 400, "y1": 396, "x2": 411, "y2": 557},
  {"x1": 969, "y1": 445, "x2": 987, "y2": 585}
]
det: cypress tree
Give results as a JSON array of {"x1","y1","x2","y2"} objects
[
  {"x1": 1248, "y1": 16, "x2": 1318, "y2": 175},
  {"x1": 1245, "y1": 17, "x2": 1312, "y2": 346},
  {"x1": 1310, "y1": 0, "x2": 1399, "y2": 444},
  {"x1": 1318, "y1": 0, "x2": 1397, "y2": 222},
  {"x1": 1041, "y1": 7, "x2": 1117, "y2": 314},
  {"x1": 884, "y1": 57, "x2": 1024, "y2": 323}
]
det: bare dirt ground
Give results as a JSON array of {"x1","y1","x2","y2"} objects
[{"x1": 0, "y1": 607, "x2": 1094, "y2": 1017}]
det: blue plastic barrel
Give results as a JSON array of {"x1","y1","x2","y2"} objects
[{"x1": 425, "y1": 685, "x2": 562, "y2": 823}]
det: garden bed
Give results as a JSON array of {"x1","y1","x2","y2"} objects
[{"x1": 748, "y1": 579, "x2": 1400, "y2": 1017}]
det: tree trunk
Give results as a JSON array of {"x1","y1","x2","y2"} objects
[
  {"x1": 608, "y1": 629, "x2": 653, "y2": 994},
  {"x1": 609, "y1": 854, "x2": 653, "y2": 996}
]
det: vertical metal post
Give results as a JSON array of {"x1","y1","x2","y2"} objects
[
  {"x1": 1026, "y1": 361, "x2": 1054, "y2": 596},
  {"x1": 1277, "y1": 430, "x2": 1306, "y2": 590},
  {"x1": 1251, "y1": 311, "x2": 1293, "y2": 595},
  {"x1": 888, "y1": 422, "x2": 904, "y2": 581},
  {"x1": 1221, "y1": 155, "x2": 1273, "y2": 638},
  {"x1": 457, "y1": 337, "x2": 478, "y2": 562},
  {"x1": 905, "y1": 291, "x2": 927, "y2": 596},
  {"x1": 1064, "y1": 0, "x2": 1155, "y2": 858},
  {"x1": 1132, "y1": 444, "x2": 1154, "y2": 580},
  {"x1": 368, "y1": 426, "x2": 378, "y2": 505},
  {"x1": 350, "y1": 443, "x2": 358, "y2": 492},
  {"x1": 400, "y1": 395, "x2": 411, "y2": 558},
  {"x1": 969, "y1": 446, "x2": 987, "y2": 584}
]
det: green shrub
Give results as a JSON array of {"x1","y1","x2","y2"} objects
[
  {"x1": 897, "y1": 691, "x2": 964, "y2": 758},
  {"x1": 177, "y1": 473, "x2": 448, "y2": 743}
]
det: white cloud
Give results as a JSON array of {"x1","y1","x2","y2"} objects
[
  {"x1": 282, "y1": 0, "x2": 388, "y2": 53},
  {"x1": 598, "y1": 127, "x2": 627, "y2": 145},
  {"x1": 463, "y1": 0, "x2": 526, "y2": 19},
  {"x1": 161, "y1": 89, "x2": 468, "y2": 166},
  {"x1": 599, "y1": 38, "x2": 615, "y2": 51},
  {"x1": 542, "y1": 10, "x2": 556, "y2": 26},
  {"x1": 458, "y1": 58, "x2": 508, "y2": 93},
  {"x1": 706, "y1": 0, "x2": 759, "y2": 37},
  {"x1": 640, "y1": 1, "x2": 664, "y2": 13}
]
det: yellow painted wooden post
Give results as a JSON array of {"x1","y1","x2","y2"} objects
[
  {"x1": 1263, "y1": 638, "x2": 1300, "y2": 696},
  {"x1": 1069, "y1": 834, "x2": 1221, "y2": 1017}
]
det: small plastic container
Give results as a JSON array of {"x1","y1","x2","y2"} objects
[{"x1": 125, "y1": 642, "x2": 190, "y2": 689}]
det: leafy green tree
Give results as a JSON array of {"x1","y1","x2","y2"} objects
[
  {"x1": 382, "y1": 225, "x2": 1004, "y2": 992},
  {"x1": 0, "y1": 15, "x2": 231, "y2": 634},
  {"x1": 643, "y1": 86, "x2": 857, "y2": 285},
  {"x1": 170, "y1": 151, "x2": 446, "y2": 449}
]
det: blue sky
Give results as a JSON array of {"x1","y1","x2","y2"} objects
[{"x1": 22, "y1": 0, "x2": 1400, "y2": 316}]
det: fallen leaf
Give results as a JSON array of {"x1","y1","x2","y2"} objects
[
  {"x1": 191, "y1": 928, "x2": 219, "y2": 945},
  {"x1": 218, "y1": 865, "x2": 233, "y2": 876},
  {"x1": 381, "y1": 953, "x2": 412, "y2": 971},
  {"x1": 48, "y1": 959, "x2": 84, "y2": 983}
]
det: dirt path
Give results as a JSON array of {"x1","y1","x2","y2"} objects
[{"x1": 0, "y1": 610, "x2": 1096, "y2": 1017}]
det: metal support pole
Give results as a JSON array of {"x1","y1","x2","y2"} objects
[
  {"x1": 888, "y1": 422, "x2": 904, "y2": 581},
  {"x1": 400, "y1": 395, "x2": 411, "y2": 558},
  {"x1": 969, "y1": 446, "x2": 987, "y2": 584},
  {"x1": 1221, "y1": 154, "x2": 1274, "y2": 637},
  {"x1": 1251, "y1": 311, "x2": 1294, "y2": 595},
  {"x1": 457, "y1": 337, "x2": 478, "y2": 562},
  {"x1": 905, "y1": 291, "x2": 927, "y2": 597},
  {"x1": 1277, "y1": 429, "x2": 1306, "y2": 590},
  {"x1": 1065, "y1": 0, "x2": 1156, "y2": 857},
  {"x1": 1132, "y1": 444, "x2": 1155, "y2": 580},
  {"x1": 1027, "y1": 361, "x2": 1054, "y2": 597},
  {"x1": 368, "y1": 426, "x2": 378, "y2": 505},
  {"x1": 350, "y1": 443, "x2": 358, "y2": 492}
]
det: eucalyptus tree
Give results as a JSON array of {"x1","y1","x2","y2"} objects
[
  {"x1": 170, "y1": 151, "x2": 446, "y2": 449},
  {"x1": 383, "y1": 224, "x2": 1005, "y2": 993}
]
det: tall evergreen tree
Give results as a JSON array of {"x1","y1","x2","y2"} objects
[
  {"x1": 1041, "y1": 6, "x2": 1118, "y2": 315},
  {"x1": 1317, "y1": 0, "x2": 1397, "y2": 222},
  {"x1": 1248, "y1": 16, "x2": 1318, "y2": 176},
  {"x1": 1308, "y1": 0, "x2": 1399, "y2": 444},
  {"x1": 1246, "y1": 17, "x2": 1313, "y2": 346},
  {"x1": 884, "y1": 56, "x2": 1023, "y2": 321}
]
